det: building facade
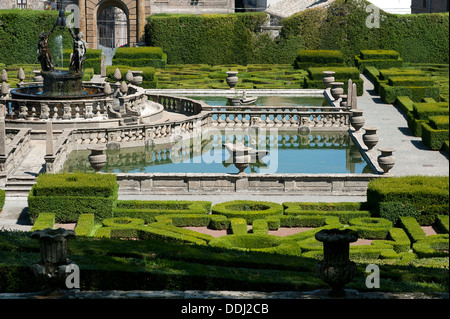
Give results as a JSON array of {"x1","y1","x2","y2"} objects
[
  {"x1": 411, "y1": 0, "x2": 449, "y2": 13},
  {"x1": 0, "y1": 0, "x2": 43, "y2": 10}
]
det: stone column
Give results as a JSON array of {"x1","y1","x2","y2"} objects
[
  {"x1": 46, "y1": 121, "x2": 54, "y2": 156},
  {"x1": 0, "y1": 119, "x2": 6, "y2": 157},
  {"x1": 78, "y1": 0, "x2": 86, "y2": 36},
  {"x1": 137, "y1": 0, "x2": 146, "y2": 43}
]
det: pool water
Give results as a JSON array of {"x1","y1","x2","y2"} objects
[
  {"x1": 63, "y1": 132, "x2": 371, "y2": 174},
  {"x1": 187, "y1": 96, "x2": 326, "y2": 107}
]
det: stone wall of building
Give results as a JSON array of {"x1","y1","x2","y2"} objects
[
  {"x1": 0, "y1": 0, "x2": 44, "y2": 10},
  {"x1": 411, "y1": 0, "x2": 449, "y2": 13}
]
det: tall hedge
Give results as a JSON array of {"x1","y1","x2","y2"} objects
[
  {"x1": 282, "y1": 0, "x2": 449, "y2": 65},
  {"x1": 0, "y1": 10, "x2": 72, "y2": 66}
]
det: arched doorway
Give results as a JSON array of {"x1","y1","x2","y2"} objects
[
  {"x1": 79, "y1": 0, "x2": 148, "y2": 49},
  {"x1": 97, "y1": 5, "x2": 129, "y2": 48}
]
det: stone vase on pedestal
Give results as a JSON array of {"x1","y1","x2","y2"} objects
[
  {"x1": 377, "y1": 148, "x2": 396, "y2": 174},
  {"x1": 315, "y1": 229, "x2": 358, "y2": 298},
  {"x1": 233, "y1": 154, "x2": 251, "y2": 175},
  {"x1": 88, "y1": 145, "x2": 107, "y2": 172},
  {"x1": 322, "y1": 71, "x2": 335, "y2": 88},
  {"x1": 362, "y1": 127, "x2": 379, "y2": 150},
  {"x1": 226, "y1": 71, "x2": 239, "y2": 90},
  {"x1": 350, "y1": 110, "x2": 365, "y2": 132},
  {"x1": 330, "y1": 82, "x2": 344, "y2": 101}
]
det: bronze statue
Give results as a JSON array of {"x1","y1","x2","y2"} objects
[
  {"x1": 68, "y1": 29, "x2": 87, "y2": 74},
  {"x1": 37, "y1": 26, "x2": 56, "y2": 72}
]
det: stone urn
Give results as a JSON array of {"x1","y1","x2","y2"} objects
[
  {"x1": 315, "y1": 228, "x2": 358, "y2": 298},
  {"x1": 226, "y1": 71, "x2": 239, "y2": 90},
  {"x1": 377, "y1": 148, "x2": 396, "y2": 174},
  {"x1": 330, "y1": 82, "x2": 344, "y2": 101},
  {"x1": 322, "y1": 71, "x2": 336, "y2": 89},
  {"x1": 88, "y1": 145, "x2": 107, "y2": 172},
  {"x1": 339, "y1": 95, "x2": 348, "y2": 108},
  {"x1": 350, "y1": 110, "x2": 365, "y2": 132},
  {"x1": 362, "y1": 127, "x2": 379, "y2": 150},
  {"x1": 31, "y1": 228, "x2": 77, "y2": 292},
  {"x1": 131, "y1": 70, "x2": 143, "y2": 86},
  {"x1": 233, "y1": 154, "x2": 251, "y2": 175}
]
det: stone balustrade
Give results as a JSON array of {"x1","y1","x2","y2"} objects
[{"x1": 0, "y1": 127, "x2": 31, "y2": 186}]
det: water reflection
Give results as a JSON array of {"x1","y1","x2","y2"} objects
[{"x1": 63, "y1": 131, "x2": 370, "y2": 174}]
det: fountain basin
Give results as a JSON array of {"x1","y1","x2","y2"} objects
[{"x1": 11, "y1": 84, "x2": 105, "y2": 100}]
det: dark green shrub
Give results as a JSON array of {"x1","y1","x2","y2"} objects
[
  {"x1": 395, "y1": 96, "x2": 415, "y2": 113},
  {"x1": 282, "y1": 201, "x2": 363, "y2": 211},
  {"x1": 212, "y1": 201, "x2": 283, "y2": 223},
  {"x1": 348, "y1": 217, "x2": 393, "y2": 239},
  {"x1": 28, "y1": 173, "x2": 119, "y2": 223},
  {"x1": 359, "y1": 50, "x2": 400, "y2": 60},
  {"x1": 412, "y1": 234, "x2": 449, "y2": 258},
  {"x1": 230, "y1": 218, "x2": 248, "y2": 235},
  {"x1": 388, "y1": 76, "x2": 435, "y2": 87},
  {"x1": 209, "y1": 234, "x2": 302, "y2": 256},
  {"x1": 367, "y1": 176, "x2": 449, "y2": 221},
  {"x1": 252, "y1": 219, "x2": 269, "y2": 235},
  {"x1": 378, "y1": 201, "x2": 421, "y2": 224},
  {"x1": 155, "y1": 214, "x2": 211, "y2": 227},
  {"x1": 114, "y1": 200, "x2": 211, "y2": 223},
  {"x1": 421, "y1": 122, "x2": 449, "y2": 150},
  {"x1": 294, "y1": 50, "x2": 345, "y2": 70},
  {"x1": 379, "y1": 83, "x2": 441, "y2": 104},
  {"x1": 435, "y1": 215, "x2": 449, "y2": 233},
  {"x1": 398, "y1": 217, "x2": 426, "y2": 243},
  {"x1": 112, "y1": 47, "x2": 167, "y2": 68},
  {"x1": 208, "y1": 215, "x2": 230, "y2": 230},
  {"x1": 279, "y1": 215, "x2": 327, "y2": 228}
]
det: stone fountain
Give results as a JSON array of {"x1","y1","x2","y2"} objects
[
  {"x1": 0, "y1": 9, "x2": 164, "y2": 131},
  {"x1": 223, "y1": 142, "x2": 269, "y2": 174}
]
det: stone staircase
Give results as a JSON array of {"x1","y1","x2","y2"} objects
[{"x1": 4, "y1": 175, "x2": 36, "y2": 196}]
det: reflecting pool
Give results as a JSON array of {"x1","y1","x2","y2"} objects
[
  {"x1": 63, "y1": 131, "x2": 371, "y2": 174},
  {"x1": 187, "y1": 96, "x2": 326, "y2": 107}
]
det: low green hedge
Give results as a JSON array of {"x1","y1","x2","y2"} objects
[
  {"x1": 74, "y1": 214, "x2": 95, "y2": 237},
  {"x1": 112, "y1": 47, "x2": 167, "y2": 68},
  {"x1": 252, "y1": 219, "x2": 269, "y2": 235},
  {"x1": 379, "y1": 83, "x2": 441, "y2": 104},
  {"x1": 377, "y1": 201, "x2": 421, "y2": 224},
  {"x1": 209, "y1": 234, "x2": 302, "y2": 256},
  {"x1": 360, "y1": 50, "x2": 400, "y2": 61},
  {"x1": 230, "y1": 218, "x2": 248, "y2": 235},
  {"x1": 114, "y1": 200, "x2": 211, "y2": 223},
  {"x1": 386, "y1": 228, "x2": 411, "y2": 253},
  {"x1": 0, "y1": 189, "x2": 5, "y2": 211},
  {"x1": 435, "y1": 215, "x2": 449, "y2": 233},
  {"x1": 367, "y1": 176, "x2": 449, "y2": 225},
  {"x1": 283, "y1": 202, "x2": 370, "y2": 224},
  {"x1": 30, "y1": 213, "x2": 55, "y2": 232},
  {"x1": 388, "y1": 76, "x2": 435, "y2": 87},
  {"x1": 212, "y1": 201, "x2": 283, "y2": 224},
  {"x1": 155, "y1": 214, "x2": 211, "y2": 227},
  {"x1": 294, "y1": 50, "x2": 345, "y2": 70},
  {"x1": 395, "y1": 96, "x2": 415, "y2": 113},
  {"x1": 28, "y1": 173, "x2": 119, "y2": 223},
  {"x1": 355, "y1": 50, "x2": 403, "y2": 73},
  {"x1": 429, "y1": 116, "x2": 449, "y2": 130},
  {"x1": 348, "y1": 217, "x2": 393, "y2": 239},
  {"x1": 398, "y1": 216, "x2": 426, "y2": 243},
  {"x1": 412, "y1": 102, "x2": 449, "y2": 120},
  {"x1": 412, "y1": 234, "x2": 449, "y2": 258},
  {"x1": 283, "y1": 202, "x2": 363, "y2": 211},
  {"x1": 421, "y1": 122, "x2": 449, "y2": 150}
]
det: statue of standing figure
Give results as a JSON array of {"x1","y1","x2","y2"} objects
[
  {"x1": 37, "y1": 25, "x2": 56, "y2": 72},
  {"x1": 68, "y1": 29, "x2": 87, "y2": 73}
]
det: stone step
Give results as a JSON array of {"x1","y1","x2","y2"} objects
[{"x1": 4, "y1": 176, "x2": 36, "y2": 196}]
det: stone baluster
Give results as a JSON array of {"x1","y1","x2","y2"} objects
[{"x1": 63, "y1": 103, "x2": 72, "y2": 120}]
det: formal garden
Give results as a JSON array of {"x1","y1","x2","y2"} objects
[{"x1": 0, "y1": 0, "x2": 449, "y2": 297}]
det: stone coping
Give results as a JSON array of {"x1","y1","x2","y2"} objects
[{"x1": 145, "y1": 89, "x2": 325, "y2": 97}]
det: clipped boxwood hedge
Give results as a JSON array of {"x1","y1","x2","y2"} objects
[
  {"x1": 412, "y1": 234, "x2": 449, "y2": 258},
  {"x1": 294, "y1": 50, "x2": 345, "y2": 70},
  {"x1": 74, "y1": 214, "x2": 95, "y2": 237},
  {"x1": 30, "y1": 213, "x2": 55, "y2": 232},
  {"x1": 367, "y1": 176, "x2": 449, "y2": 225},
  {"x1": 112, "y1": 47, "x2": 167, "y2": 68},
  {"x1": 114, "y1": 200, "x2": 211, "y2": 223},
  {"x1": 398, "y1": 216, "x2": 426, "y2": 243},
  {"x1": 349, "y1": 217, "x2": 393, "y2": 239},
  {"x1": 212, "y1": 200, "x2": 283, "y2": 223},
  {"x1": 209, "y1": 234, "x2": 302, "y2": 256},
  {"x1": 28, "y1": 173, "x2": 119, "y2": 223}
]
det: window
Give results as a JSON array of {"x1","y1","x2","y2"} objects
[
  {"x1": 17, "y1": 0, "x2": 27, "y2": 9},
  {"x1": 423, "y1": 0, "x2": 427, "y2": 8}
]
